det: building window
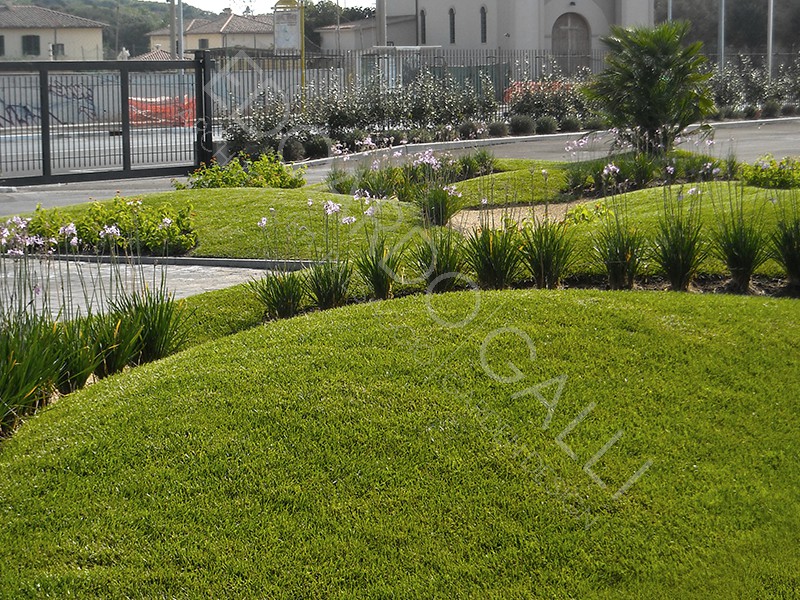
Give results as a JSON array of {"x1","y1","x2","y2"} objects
[
  {"x1": 419, "y1": 10, "x2": 426, "y2": 45},
  {"x1": 0, "y1": 36, "x2": 5, "y2": 57},
  {"x1": 449, "y1": 8, "x2": 456, "y2": 44},
  {"x1": 480, "y1": 6, "x2": 487, "y2": 44},
  {"x1": 51, "y1": 43, "x2": 65, "y2": 58},
  {"x1": 22, "y1": 35, "x2": 40, "y2": 56},
  {"x1": 198, "y1": 38, "x2": 209, "y2": 49}
]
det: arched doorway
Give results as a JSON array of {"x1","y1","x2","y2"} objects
[{"x1": 552, "y1": 13, "x2": 591, "y2": 74}]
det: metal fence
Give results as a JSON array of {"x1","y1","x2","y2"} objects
[{"x1": 0, "y1": 53, "x2": 214, "y2": 186}]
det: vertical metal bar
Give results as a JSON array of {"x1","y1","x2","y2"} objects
[
  {"x1": 38, "y1": 66, "x2": 51, "y2": 179},
  {"x1": 120, "y1": 64, "x2": 132, "y2": 172}
]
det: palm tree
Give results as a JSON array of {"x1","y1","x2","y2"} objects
[{"x1": 585, "y1": 21, "x2": 714, "y2": 156}]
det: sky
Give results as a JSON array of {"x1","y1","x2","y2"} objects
[{"x1": 182, "y1": 0, "x2": 375, "y2": 15}]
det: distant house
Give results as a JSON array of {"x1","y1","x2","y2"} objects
[
  {"x1": 318, "y1": 0, "x2": 654, "y2": 57},
  {"x1": 147, "y1": 10, "x2": 274, "y2": 54},
  {"x1": 0, "y1": 4, "x2": 106, "y2": 61},
  {"x1": 316, "y1": 15, "x2": 417, "y2": 52}
]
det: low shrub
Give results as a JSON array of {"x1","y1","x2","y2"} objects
[
  {"x1": 303, "y1": 134, "x2": 331, "y2": 159},
  {"x1": 29, "y1": 200, "x2": 197, "y2": 257},
  {"x1": 182, "y1": 153, "x2": 305, "y2": 190},
  {"x1": 740, "y1": 155, "x2": 800, "y2": 189},
  {"x1": 326, "y1": 166, "x2": 358, "y2": 195},
  {"x1": 509, "y1": 115, "x2": 535, "y2": 136},
  {"x1": 280, "y1": 137, "x2": 306, "y2": 162},
  {"x1": 487, "y1": 121, "x2": 509, "y2": 137},
  {"x1": 761, "y1": 100, "x2": 781, "y2": 119},
  {"x1": 458, "y1": 121, "x2": 480, "y2": 140},
  {"x1": 780, "y1": 104, "x2": 797, "y2": 116},
  {"x1": 559, "y1": 114, "x2": 582, "y2": 133},
  {"x1": 535, "y1": 115, "x2": 559, "y2": 135}
]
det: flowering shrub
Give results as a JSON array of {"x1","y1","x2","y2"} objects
[
  {"x1": 507, "y1": 71, "x2": 595, "y2": 124},
  {"x1": 180, "y1": 153, "x2": 305, "y2": 190},
  {"x1": 739, "y1": 155, "x2": 800, "y2": 189},
  {"x1": 28, "y1": 197, "x2": 197, "y2": 256}
]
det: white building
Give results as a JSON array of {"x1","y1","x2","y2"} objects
[{"x1": 319, "y1": 0, "x2": 653, "y2": 55}]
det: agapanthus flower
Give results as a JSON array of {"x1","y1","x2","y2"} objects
[
  {"x1": 59, "y1": 223, "x2": 78, "y2": 237},
  {"x1": 323, "y1": 200, "x2": 342, "y2": 215},
  {"x1": 99, "y1": 224, "x2": 121, "y2": 238}
]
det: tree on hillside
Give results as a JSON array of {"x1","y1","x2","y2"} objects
[{"x1": 584, "y1": 21, "x2": 714, "y2": 156}]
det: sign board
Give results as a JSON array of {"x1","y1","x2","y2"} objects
[{"x1": 274, "y1": 9, "x2": 301, "y2": 51}]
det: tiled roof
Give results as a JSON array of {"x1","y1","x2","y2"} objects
[
  {"x1": 0, "y1": 5, "x2": 107, "y2": 29},
  {"x1": 147, "y1": 14, "x2": 273, "y2": 37},
  {"x1": 130, "y1": 48, "x2": 175, "y2": 61}
]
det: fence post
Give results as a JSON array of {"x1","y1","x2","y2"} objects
[
  {"x1": 120, "y1": 63, "x2": 132, "y2": 173},
  {"x1": 195, "y1": 50, "x2": 214, "y2": 166},
  {"x1": 37, "y1": 66, "x2": 51, "y2": 179}
]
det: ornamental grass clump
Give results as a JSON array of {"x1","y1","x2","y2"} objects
[
  {"x1": 652, "y1": 187, "x2": 707, "y2": 291},
  {"x1": 356, "y1": 232, "x2": 404, "y2": 300},
  {"x1": 464, "y1": 208, "x2": 523, "y2": 290},
  {"x1": 711, "y1": 185, "x2": 769, "y2": 293},
  {"x1": 248, "y1": 271, "x2": 306, "y2": 320},
  {"x1": 410, "y1": 228, "x2": 466, "y2": 293},
  {"x1": 521, "y1": 217, "x2": 575, "y2": 289},
  {"x1": 593, "y1": 196, "x2": 646, "y2": 290},
  {"x1": 417, "y1": 185, "x2": 464, "y2": 227},
  {"x1": 770, "y1": 192, "x2": 800, "y2": 292}
]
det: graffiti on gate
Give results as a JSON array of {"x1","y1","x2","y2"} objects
[{"x1": 0, "y1": 81, "x2": 97, "y2": 127}]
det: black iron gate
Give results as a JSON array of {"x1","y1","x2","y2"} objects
[{"x1": 0, "y1": 51, "x2": 213, "y2": 186}]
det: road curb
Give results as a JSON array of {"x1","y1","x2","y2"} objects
[{"x1": 50, "y1": 254, "x2": 315, "y2": 272}]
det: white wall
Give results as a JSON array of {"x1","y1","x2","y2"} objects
[{"x1": 0, "y1": 28, "x2": 103, "y2": 61}]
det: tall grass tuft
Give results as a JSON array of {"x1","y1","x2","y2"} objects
[
  {"x1": 464, "y1": 224, "x2": 522, "y2": 290},
  {"x1": 410, "y1": 228, "x2": 466, "y2": 293},
  {"x1": 652, "y1": 189, "x2": 707, "y2": 291},
  {"x1": 521, "y1": 218, "x2": 575, "y2": 289},
  {"x1": 770, "y1": 192, "x2": 800, "y2": 292},
  {"x1": 356, "y1": 233, "x2": 404, "y2": 300},
  {"x1": 306, "y1": 260, "x2": 353, "y2": 309},
  {"x1": 111, "y1": 281, "x2": 188, "y2": 365},
  {"x1": 54, "y1": 316, "x2": 102, "y2": 395},
  {"x1": 92, "y1": 311, "x2": 143, "y2": 379},
  {"x1": 0, "y1": 315, "x2": 60, "y2": 435},
  {"x1": 711, "y1": 186, "x2": 769, "y2": 293},
  {"x1": 593, "y1": 203, "x2": 646, "y2": 290},
  {"x1": 248, "y1": 271, "x2": 306, "y2": 320},
  {"x1": 416, "y1": 185, "x2": 464, "y2": 227}
]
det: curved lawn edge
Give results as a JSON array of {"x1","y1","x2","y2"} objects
[{"x1": 1, "y1": 290, "x2": 798, "y2": 598}]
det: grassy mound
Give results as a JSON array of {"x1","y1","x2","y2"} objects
[{"x1": 1, "y1": 290, "x2": 798, "y2": 597}]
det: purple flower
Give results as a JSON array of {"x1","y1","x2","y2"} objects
[
  {"x1": 159, "y1": 217, "x2": 173, "y2": 230},
  {"x1": 99, "y1": 224, "x2": 121, "y2": 239},
  {"x1": 364, "y1": 206, "x2": 376, "y2": 217},
  {"x1": 603, "y1": 163, "x2": 620, "y2": 178},
  {"x1": 341, "y1": 216, "x2": 356, "y2": 225},
  {"x1": 59, "y1": 223, "x2": 78, "y2": 237},
  {"x1": 323, "y1": 200, "x2": 342, "y2": 215},
  {"x1": 69, "y1": 236, "x2": 80, "y2": 248},
  {"x1": 666, "y1": 166, "x2": 675, "y2": 175},
  {"x1": 257, "y1": 217, "x2": 268, "y2": 228}
]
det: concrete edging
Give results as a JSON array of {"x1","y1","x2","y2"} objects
[{"x1": 50, "y1": 254, "x2": 315, "y2": 272}]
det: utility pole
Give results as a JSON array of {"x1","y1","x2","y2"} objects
[
  {"x1": 718, "y1": 0, "x2": 725, "y2": 74},
  {"x1": 335, "y1": 0, "x2": 341, "y2": 54},
  {"x1": 169, "y1": 0, "x2": 176, "y2": 59},
  {"x1": 177, "y1": 0, "x2": 184, "y2": 58},
  {"x1": 767, "y1": 0, "x2": 774, "y2": 80},
  {"x1": 667, "y1": 0, "x2": 672, "y2": 22}
]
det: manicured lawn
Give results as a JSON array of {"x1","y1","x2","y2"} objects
[
  {"x1": 458, "y1": 160, "x2": 569, "y2": 207},
  {"x1": 1, "y1": 290, "x2": 798, "y2": 598}
]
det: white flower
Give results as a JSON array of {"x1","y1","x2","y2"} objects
[
  {"x1": 69, "y1": 236, "x2": 79, "y2": 248},
  {"x1": 307, "y1": 199, "x2": 314, "y2": 207},
  {"x1": 59, "y1": 223, "x2": 77, "y2": 237},
  {"x1": 341, "y1": 216, "x2": 356, "y2": 225},
  {"x1": 258, "y1": 217, "x2": 268, "y2": 228},
  {"x1": 364, "y1": 206, "x2": 376, "y2": 217},
  {"x1": 99, "y1": 225, "x2": 121, "y2": 239}
]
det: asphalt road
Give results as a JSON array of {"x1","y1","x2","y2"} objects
[{"x1": 1, "y1": 118, "x2": 797, "y2": 215}]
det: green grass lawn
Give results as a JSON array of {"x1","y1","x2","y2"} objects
[{"x1": 1, "y1": 289, "x2": 798, "y2": 598}]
